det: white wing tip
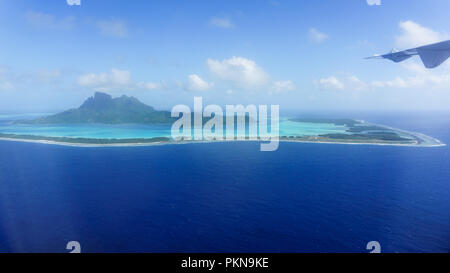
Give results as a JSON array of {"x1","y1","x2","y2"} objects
[{"x1": 365, "y1": 55, "x2": 383, "y2": 59}]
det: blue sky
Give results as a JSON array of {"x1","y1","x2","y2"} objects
[{"x1": 0, "y1": 0, "x2": 450, "y2": 112}]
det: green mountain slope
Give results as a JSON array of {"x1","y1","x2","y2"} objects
[{"x1": 27, "y1": 92, "x2": 174, "y2": 124}]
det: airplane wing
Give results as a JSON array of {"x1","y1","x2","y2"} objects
[
  {"x1": 367, "y1": 40, "x2": 450, "y2": 68},
  {"x1": 416, "y1": 40, "x2": 450, "y2": 68}
]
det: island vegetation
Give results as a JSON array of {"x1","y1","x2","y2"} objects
[
  {"x1": 18, "y1": 92, "x2": 175, "y2": 125},
  {"x1": 289, "y1": 118, "x2": 417, "y2": 144}
]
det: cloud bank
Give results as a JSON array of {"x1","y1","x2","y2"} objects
[
  {"x1": 78, "y1": 69, "x2": 163, "y2": 91},
  {"x1": 207, "y1": 56, "x2": 270, "y2": 88},
  {"x1": 186, "y1": 74, "x2": 214, "y2": 91},
  {"x1": 395, "y1": 21, "x2": 449, "y2": 49}
]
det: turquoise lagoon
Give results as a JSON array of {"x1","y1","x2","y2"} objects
[{"x1": 0, "y1": 116, "x2": 348, "y2": 140}]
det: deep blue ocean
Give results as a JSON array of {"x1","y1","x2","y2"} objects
[{"x1": 0, "y1": 112, "x2": 449, "y2": 253}]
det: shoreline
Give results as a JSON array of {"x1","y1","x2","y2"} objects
[
  {"x1": 0, "y1": 119, "x2": 445, "y2": 148},
  {"x1": 0, "y1": 136, "x2": 445, "y2": 148}
]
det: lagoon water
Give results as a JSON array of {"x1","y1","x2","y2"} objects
[
  {"x1": 0, "y1": 112, "x2": 449, "y2": 252},
  {"x1": 0, "y1": 118, "x2": 348, "y2": 139}
]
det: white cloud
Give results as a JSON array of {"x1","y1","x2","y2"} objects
[
  {"x1": 316, "y1": 76, "x2": 344, "y2": 90},
  {"x1": 186, "y1": 74, "x2": 214, "y2": 91},
  {"x1": 78, "y1": 69, "x2": 166, "y2": 91},
  {"x1": 96, "y1": 19, "x2": 128, "y2": 38},
  {"x1": 66, "y1": 0, "x2": 81, "y2": 6},
  {"x1": 366, "y1": 0, "x2": 381, "y2": 6},
  {"x1": 206, "y1": 56, "x2": 295, "y2": 94},
  {"x1": 395, "y1": 21, "x2": 449, "y2": 49},
  {"x1": 316, "y1": 75, "x2": 369, "y2": 91},
  {"x1": 137, "y1": 81, "x2": 166, "y2": 91},
  {"x1": 210, "y1": 17, "x2": 234, "y2": 29},
  {"x1": 308, "y1": 28, "x2": 329, "y2": 44},
  {"x1": 371, "y1": 61, "x2": 450, "y2": 89},
  {"x1": 348, "y1": 75, "x2": 369, "y2": 91},
  {"x1": 271, "y1": 80, "x2": 296, "y2": 93},
  {"x1": 25, "y1": 11, "x2": 75, "y2": 30},
  {"x1": 319, "y1": 61, "x2": 450, "y2": 91},
  {"x1": 371, "y1": 78, "x2": 407, "y2": 88},
  {"x1": 207, "y1": 56, "x2": 270, "y2": 88},
  {"x1": 77, "y1": 69, "x2": 131, "y2": 91}
]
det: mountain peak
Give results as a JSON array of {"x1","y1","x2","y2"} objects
[
  {"x1": 79, "y1": 92, "x2": 113, "y2": 110},
  {"x1": 28, "y1": 92, "x2": 173, "y2": 124},
  {"x1": 95, "y1": 92, "x2": 112, "y2": 100}
]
